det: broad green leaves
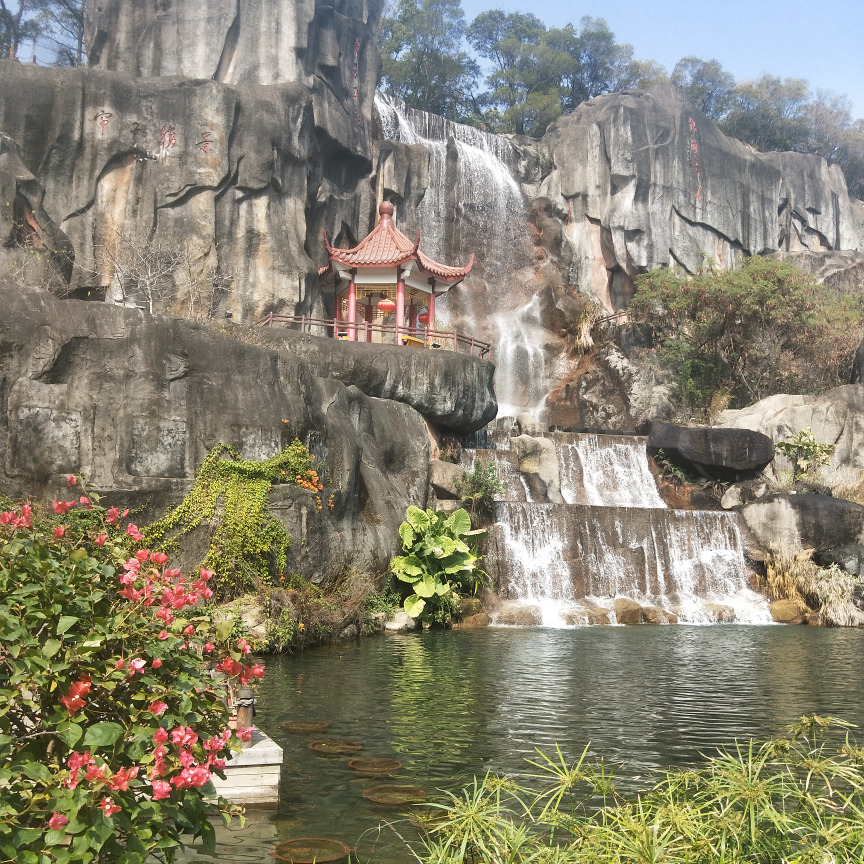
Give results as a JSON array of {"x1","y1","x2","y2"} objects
[{"x1": 389, "y1": 507, "x2": 485, "y2": 623}]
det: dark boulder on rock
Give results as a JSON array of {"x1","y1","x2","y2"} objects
[{"x1": 648, "y1": 421, "x2": 774, "y2": 480}]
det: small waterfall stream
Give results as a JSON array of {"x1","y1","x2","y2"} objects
[{"x1": 471, "y1": 430, "x2": 771, "y2": 626}]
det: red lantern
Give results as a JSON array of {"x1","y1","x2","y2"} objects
[
  {"x1": 418, "y1": 312, "x2": 429, "y2": 326},
  {"x1": 377, "y1": 297, "x2": 396, "y2": 313}
]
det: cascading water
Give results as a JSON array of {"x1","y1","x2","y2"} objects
[
  {"x1": 374, "y1": 92, "x2": 524, "y2": 270},
  {"x1": 374, "y1": 92, "x2": 538, "y2": 417},
  {"x1": 482, "y1": 433, "x2": 772, "y2": 626},
  {"x1": 557, "y1": 434, "x2": 667, "y2": 508}
]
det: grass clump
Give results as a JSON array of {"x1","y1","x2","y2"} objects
[
  {"x1": 408, "y1": 716, "x2": 864, "y2": 864},
  {"x1": 765, "y1": 546, "x2": 864, "y2": 627}
]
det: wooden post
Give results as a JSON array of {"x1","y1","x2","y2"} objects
[
  {"x1": 428, "y1": 291, "x2": 436, "y2": 344},
  {"x1": 364, "y1": 302, "x2": 373, "y2": 342},
  {"x1": 236, "y1": 687, "x2": 255, "y2": 747}
]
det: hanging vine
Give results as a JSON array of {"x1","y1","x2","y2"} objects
[{"x1": 146, "y1": 439, "x2": 324, "y2": 601}]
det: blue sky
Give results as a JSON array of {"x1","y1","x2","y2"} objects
[{"x1": 461, "y1": 0, "x2": 864, "y2": 119}]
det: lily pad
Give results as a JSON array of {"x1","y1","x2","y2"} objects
[
  {"x1": 362, "y1": 784, "x2": 426, "y2": 805},
  {"x1": 347, "y1": 757, "x2": 403, "y2": 774},
  {"x1": 308, "y1": 739, "x2": 362, "y2": 755},
  {"x1": 280, "y1": 720, "x2": 329, "y2": 734},
  {"x1": 271, "y1": 837, "x2": 351, "y2": 863}
]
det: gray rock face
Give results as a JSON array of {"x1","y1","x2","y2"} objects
[
  {"x1": 253, "y1": 326, "x2": 497, "y2": 432},
  {"x1": 647, "y1": 421, "x2": 774, "y2": 479},
  {"x1": 537, "y1": 84, "x2": 858, "y2": 309},
  {"x1": 546, "y1": 344, "x2": 673, "y2": 432},
  {"x1": 740, "y1": 495, "x2": 864, "y2": 554},
  {"x1": 717, "y1": 386, "x2": 864, "y2": 489},
  {"x1": 0, "y1": 288, "x2": 451, "y2": 580},
  {"x1": 509, "y1": 434, "x2": 563, "y2": 503}
]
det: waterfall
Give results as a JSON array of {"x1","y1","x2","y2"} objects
[
  {"x1": 374, "y1": 92, "x2": 537, "y2": 417},
  {"x1": 480, "y1": 433, "x2": 771, "y2": 626},
  {"x1": 374, "y1": 92, "x2": 524, "y2": 269},
  {"x1": 557, "y1": 434, "x2": 667, "y2": 508}
]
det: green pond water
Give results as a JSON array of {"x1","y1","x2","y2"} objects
[{"x1": 179, "y1": 626, "x2": 864, "y2": 863}]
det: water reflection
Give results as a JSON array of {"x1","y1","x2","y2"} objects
[{"x1": 177, "y1": 626, "x2": 864, "y2": 864}]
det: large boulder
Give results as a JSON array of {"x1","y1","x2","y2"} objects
[
  {"x1": 537, "y1": 84, "x2": 858, "y2": 309},
  {"x1": 648, "y1": 421, "x2": 774, "y2": 480},
  {"x1": 740, "y1": 495, "x2": 864, "y2": 555},
  {"x1": 509, "y1": 434, "x2": 563, "y2": 503},
  {"x1": 717, "y1": 385, "x2": 864, "y2": 489}
]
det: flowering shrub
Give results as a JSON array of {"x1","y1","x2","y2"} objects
[{"x1": 0, "y1": 493, "x2": 264, "y2": 863}]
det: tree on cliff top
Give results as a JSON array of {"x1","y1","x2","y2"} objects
[
  {"x1": 629, "y1": 256, "x2": 864, "y2": 421},
  {"x1": 379, "y1": 0, "x2": 480, "y2": 121},
  {"x1": 0, "y1": 0, "x2": 86, "y2": 65}
]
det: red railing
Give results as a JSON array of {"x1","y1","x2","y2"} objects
[{"x1": 256, "y1": 313, "x2": 492, "y2": 359}]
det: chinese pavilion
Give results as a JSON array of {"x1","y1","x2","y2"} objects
[{"x1": 317, "y1": 201, "x2": 474, "y2": 345}]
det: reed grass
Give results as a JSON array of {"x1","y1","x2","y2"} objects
[{"x1": 399, "y1": 716, "x2": 864, "y2": 864}]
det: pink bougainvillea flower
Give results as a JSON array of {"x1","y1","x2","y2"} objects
[
  {"x1": 148, "y1": 700, "x2": 168, "y2": 716},
  {"x1": 105, "y1": 507, "x2": 119, "y2": 525},
  {"x1": 115, "y1": 658, "x2": 125, "y2": 670},
  {"x1": 85, "y1": 762, "x2": 106, "y2": 782},
  {"x1": 153, "y1": 727, "x2": 169, "y2": 744},
  {"x1": 204, "y1": 642, "x2": 214, "y2": 652},
  {"x1": 100, "y1": 797, "x2": 121, "y2": 816},
  {"x1": 108, "y1": 766, "x2": 138, "y2": 791},
  {"x1": 0, "y1": 511, "x2": 14, "y2": 524},
  {"x1": 199, "y1": 567, "x2": 214, "y2": 581},
  {"x1": 52, "y1": 500, "x2": 73, "y2": 515},
  {"x1": 183, "y1": 624, "x2": 194, "y2": 636},
  {"x1": 150, "y1": 551, "x2": 169, "y2": 566},
  {"x1": 135, "y1": 549, "x2": 150, "y2": 563},
  {"x1": 152, "y1": 779, "x2": 172, "y2": 800},
  {"x1": 67, "y1": 475, "x2": 77, "y2": 486},
  {"x1": 129, "y1": 658, "x2": 146, "y2": 673},
  {"x1": 53, "y1": 526, "x2": 66, "y2": 539},
  {"x1": 60, "y1": 674, "x2": 92, "y2": 715},
  {"x1": 95, "y1": 534, "x2": 107, "y2": 546},
  {"x1": 157, "y1": 629, "x2": 170, "y2": 640},
  {"x1": 178, "y1": 748, "x2": 195, "y2": 767},
  {"x1": 237, "y1": 726, "x2": 254, "y2": 743},
  {"x1": 171, "y1": 726, "x2": 198, "y2": 747},
  {"x1": 79, "y1": 496, "x2": 91, "y2": 508},
  {"x1": 151, "y1": 657, "x2": 162, "y2": 669},
  {"x1": 48, "y1": 812, "x2": 69, "y2": 831}
]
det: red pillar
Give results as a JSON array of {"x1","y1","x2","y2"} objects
[
  {"x1": 396, "y1": 273, "x2": 405, "y2": 345},
  {"x1": 347, "y1": 275, "x2": 357, "y2": 341}
]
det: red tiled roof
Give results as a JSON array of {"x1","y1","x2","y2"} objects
[{"x1": 322, "y1": 201, "x2": 473, "y2": 283}]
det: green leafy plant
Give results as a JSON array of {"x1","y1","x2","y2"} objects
[
  {"x1": 455, "y1": 461, "x2": 504, "y2": 523},
  {"x1": 145, "y1": 439, "x2": 326, "y2": 602},
  {"x1": 390, "y1": 507, "x2": 485, "y2": 622},
  {"x1": 774, "y1": 425, "x2": 835, "y2": 483},
  {"x1": 0, "y1": 494, "x2": 264, "y2": 864}
]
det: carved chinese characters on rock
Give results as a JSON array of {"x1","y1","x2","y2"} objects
[
  {"x1": 95, "y1": 110, "x2": 112, "y2": 137},
  {"x1": 158, "y1": 125, "x2": 178, "y2": 159},
  {"x1": 196, "y1": 132, "x2": 213, "y2": 154},
  {"x1": 351, "y1": 36, "x2": 363, "y2": 129},
  {"x1": 687, "y1": 117, "x2": 703, "y2": 202}
]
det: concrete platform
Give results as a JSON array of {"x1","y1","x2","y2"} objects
[{"x1": 210, "y1": 728, "x2": 283, "y2": 807}]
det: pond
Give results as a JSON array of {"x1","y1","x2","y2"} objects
[{"x1": 178, "y1": 625, "x2": 864, "y2": 863}]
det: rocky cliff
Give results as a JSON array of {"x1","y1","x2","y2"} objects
[
  {"x1": 0, "y1": 288, "x2": 495, "y2": 578},
  {"x1": 2, "y1": 0, "x2": 863, "y2": 437}
]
